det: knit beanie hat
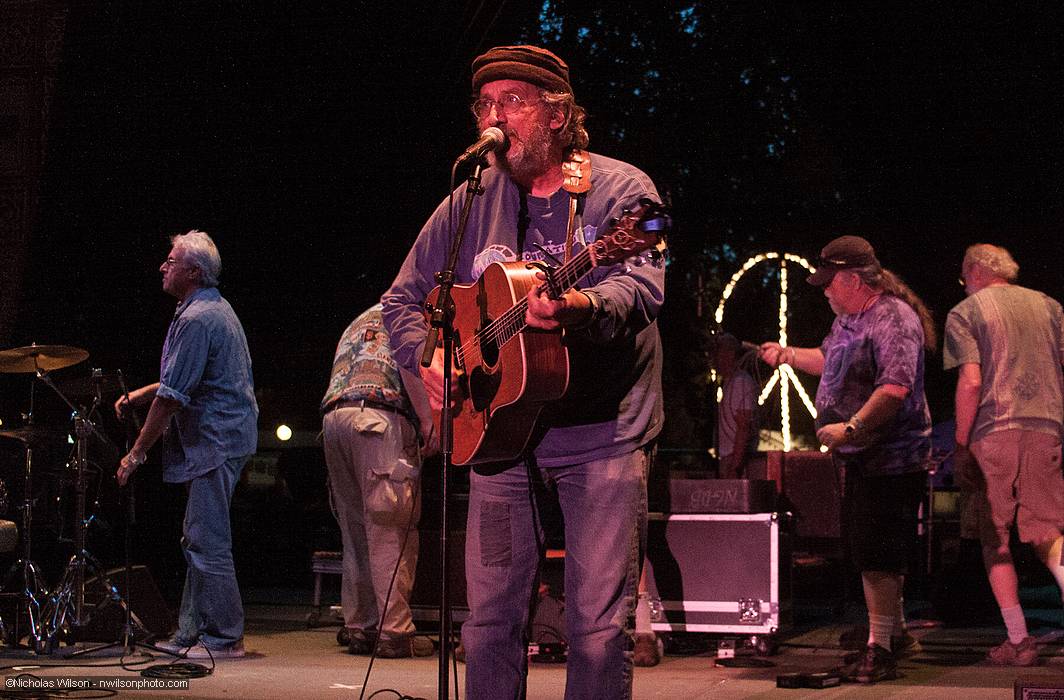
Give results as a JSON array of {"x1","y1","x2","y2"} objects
[{"x1": 471, "y1": 45, "x2": 572, "y2": 94}]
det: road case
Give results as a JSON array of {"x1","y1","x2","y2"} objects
[{"x1": 644, "y1": 512, "x2": 789, "y2": 636}]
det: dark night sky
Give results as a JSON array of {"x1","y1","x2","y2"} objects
[{"x1": 4, "y1": 2, "x2": 1064, "y2": 440}]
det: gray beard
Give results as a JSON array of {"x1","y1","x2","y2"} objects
[{"x1": 498, "y1": 123, "x2": 556, "y2": 186}]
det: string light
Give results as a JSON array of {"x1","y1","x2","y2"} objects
[{"x1": 717, "y1": 251, "x2": 818, "y2": 451}]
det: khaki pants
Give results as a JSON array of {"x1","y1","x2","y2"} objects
[{"x1": 323, "y1": 406, "x2": 422, "y2": 638}]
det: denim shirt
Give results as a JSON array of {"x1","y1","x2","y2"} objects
[{"x1": 159, "y1": 286, "x2": 258, "y2": 483}]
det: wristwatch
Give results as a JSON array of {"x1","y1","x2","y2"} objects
[
  {"x1": 127, "y1": 451, "x2": 146, "y2": 468},
  {"x1": 844, "y1": 416, "x2": 866, "y2": 437}
]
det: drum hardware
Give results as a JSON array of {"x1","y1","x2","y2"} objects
[
  {"x1": 0, "y1": 342, "x2": 89, "y2": 651},
  {"x1": 29, "y1": 367, "x2": 123, "y2": 653},
  {"x1": 69, "y1": 369, "x2": 175, "y2": 660},
  {"x1": 0, "y1": 429, "x2": 52, "y2": 651},
  {"x1": 57, "y1": 371, "x2": 125, "y2": 401},
  {"x1": 1, "y1": 346, "x2": 149, "y2": 655}
]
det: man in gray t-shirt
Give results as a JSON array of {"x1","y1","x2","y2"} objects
[{"x1": 944, "y1": 243, "x2": 1064, "y2": 666}]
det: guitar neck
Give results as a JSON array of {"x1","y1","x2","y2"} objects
[
  {"x1": 480, "y1": 247, "x2": 597, "y2": 353},
  {"x1": 456, "y1": 198, "x2": 665, "y2": 368}
]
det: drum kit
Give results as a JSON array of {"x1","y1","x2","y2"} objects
[{"x1": 0, "y1": 343, "x2": 141, "y2": 654}]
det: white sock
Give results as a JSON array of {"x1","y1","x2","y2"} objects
[
  {"x1": 894, "y1": 595, "x2": 908, "y2": 638},
  {"x1": 1000, "y1": 604, "x2": 1028, "y2": 645},
  {"x1": 868, "y1": 613, "x2": 894, "y2": 651},
  {"x1": 635, "y1": 592, "x2": 652, "y2": 634}
]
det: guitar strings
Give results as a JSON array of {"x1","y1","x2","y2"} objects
[
  {"x1": 457, "y1": 245, "x2": 595, "y2": 365},
  {"x1": 455, "y1": 204, "x2": 653, "y2": 366}
]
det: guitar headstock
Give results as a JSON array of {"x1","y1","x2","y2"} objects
[{"x1": 589, "y1": 199, "x2": 670, "y2": 267}]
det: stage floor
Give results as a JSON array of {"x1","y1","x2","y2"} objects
[{"x1": 2, "y1": 601, "x2": 1062, "y2": 699}]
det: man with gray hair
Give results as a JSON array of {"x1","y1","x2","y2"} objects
[
  {"x1": 115, "y1": 229, "x2": 258, "y2": 659},
  {"x1": 945, "y1": 243, "x2": 1064, "y2": 666},
  {"x1": 383, "y1": 44, "x2": 664, "y2": 698}
]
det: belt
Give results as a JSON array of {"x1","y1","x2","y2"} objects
[{"x1": 325, "y1": 398, "x2": 409, "y2": 418}]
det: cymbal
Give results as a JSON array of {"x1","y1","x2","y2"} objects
[
  {"x1": 57, "y1": 372, "x2": 126, "y2": 399},
  {"x1": 0, "y1": 344, "x2": 89, "y2": 373},
  {"x1": 0, "y1": 426, "x2": 69, "y2": 446}
]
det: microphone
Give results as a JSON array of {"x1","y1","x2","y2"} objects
[{"x1": 455, "y1": 127, "x2": 508, "y2": 166}]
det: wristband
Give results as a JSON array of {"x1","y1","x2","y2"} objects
[{"x1": 570, "y1": 290, "x2": 603, "y2": 330}]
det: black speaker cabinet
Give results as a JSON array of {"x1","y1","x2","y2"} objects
[{"x1": 77, "y1": 564, "x2": 174, "y2": 641}]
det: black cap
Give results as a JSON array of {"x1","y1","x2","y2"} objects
[{"x1": 806, "y1": 235, "x2": 880, "y2": 286}]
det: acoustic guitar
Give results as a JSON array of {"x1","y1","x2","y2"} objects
[{"x1": 427, "y1": 199, "x2": 669, "y2": 465}]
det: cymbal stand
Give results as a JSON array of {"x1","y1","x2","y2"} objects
[
  {"x1": 1, "y1": 363, "x2": 51, "y2": 650},
  {"x1": 0, "y1": 438, "x2": 51, "y2": 650},
  {"x1": 70, "y1": 371, "x2": 174, "y2": 659},
  {"x1": 31, "y1": 368, "x2": 118, "y2": 653}
]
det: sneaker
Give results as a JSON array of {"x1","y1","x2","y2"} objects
[
  {"x1": 633, "y1": 634, "x2": 662, "y2": 667},
  {"x1": 153, "y1": 636, "x2": 197, "y2": 656},
  {"x1": 183, "y1": 639, "x2": 246, "y2": 659},
  {"x1": 346, "y1": 629, "x2": 377, "y2": 655},
  {"x1": 841, "y1": 644, "x2": 897, "y2": 684},
  {"x1": 986, "y1": 636, "x2": 1039, "y2": 666},
  {"x1": 376, "y1": 635, "x2": 434, "y2": 658}
]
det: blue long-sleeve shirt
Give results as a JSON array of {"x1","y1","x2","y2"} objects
[{"x1": 159, "y1": 286, "x2": 258, "y2": 482}]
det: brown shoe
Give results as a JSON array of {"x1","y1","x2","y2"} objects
[
  {"x1": 346, "y1": 629, "x2": 377, "y2": 655},
  {"x1": 377, "y1": 635, "x2": 435, "y2": 658},
  {"x1": 840, "y1": 644, "x2": 897, "y2": 684},
  {"x1": 633, "y1": 634, "x2": 662, "y2": 667},
  {"x1": 986, "y1": 637, "x2": 1039, "y2": 666}
]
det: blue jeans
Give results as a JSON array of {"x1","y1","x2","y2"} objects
[
  {"x1": 463, "y1": 449, "x2": 649, "y2": 700},
  {"x1": 175, "y1": 455, "x2": 247, "y2": 649}
]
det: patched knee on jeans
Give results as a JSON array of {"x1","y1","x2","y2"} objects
[{"x1": 479, "y1": 501, "x2": 511, "y2": 567}]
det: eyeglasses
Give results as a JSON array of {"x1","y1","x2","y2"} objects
[
  {"x1": 471, "y1": 92, "x2": 541, "y2": 120},
  {"x1": 163, "y1": 257, "x2": 190, "y2": 268}
]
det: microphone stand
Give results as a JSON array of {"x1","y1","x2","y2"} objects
[
  {"x1": 420, "y1": 158, "x2": 487, "y2": 700},
  {"x1": 70, "y1": 371, "x2": 172, "y2": 659}
]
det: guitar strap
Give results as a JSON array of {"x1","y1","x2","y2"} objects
[
  {"x1": 561, "y1": 149, "x2": 592, "y2": 262},
  {"x1": 516, "y1": 190, "x2": 530, "y2": 256}
]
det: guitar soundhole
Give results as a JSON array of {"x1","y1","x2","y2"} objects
[
  {"x1": 479, "y1": 332, "x2": 500, "y2": 368},
  {"x1": 468, "y1": 366, "x2": 501, "y2": 413}
]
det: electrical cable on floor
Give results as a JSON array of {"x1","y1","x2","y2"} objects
[
  {"x1": 139, "y1": 659, "x2": 213, "y2": 679},
  {"x1": 138, "y1": 646, "x2": 214, "y2": 679},
  {"x1": 365, "y1": 691, "x2": 429, "y2": 700}
]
